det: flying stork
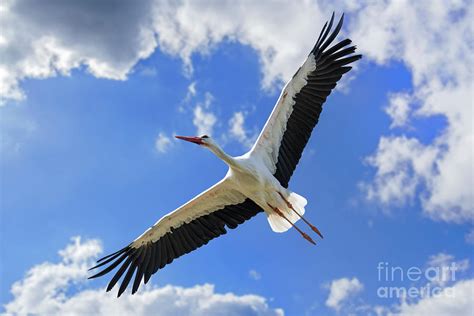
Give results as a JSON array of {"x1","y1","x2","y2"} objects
[{"x1": 89, "y1": 13, "x2": 361, "y2": 297}]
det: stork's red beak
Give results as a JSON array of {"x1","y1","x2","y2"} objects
[{"x1": 175, "y1": 135, "x2": 204, "y2": 145}]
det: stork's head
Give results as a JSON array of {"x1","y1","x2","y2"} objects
[
  {"x1": 175, "y1": 134, "x2": 233, "y2": 166},
  {"x1": 175, "y1": 134, "x2": 213, "y2": 147}
]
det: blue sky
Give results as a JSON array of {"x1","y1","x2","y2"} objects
[{"x1": 1, "y1": 1, "x2": 473, "y2": 315}]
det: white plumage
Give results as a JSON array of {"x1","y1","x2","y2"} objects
[{"x1": 90, "y1": 12, "x2": 362, "y2": 297}]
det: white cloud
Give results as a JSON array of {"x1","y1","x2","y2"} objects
[
  {"x1": 390, "y1": 253, "x2": 472, "y2": 316},
  {"x1": 3, "y1": 236, "x2": 284, "y2": 316},
  {"x1": 187, "y1": 81, "x2": 197, "y2": 99},
  {"x1": 193, "y1": 93, "x2": 216, "y2": 136},
  {"x1": 426, "y1": 253, "x2": 470, "y2": 287},
  {"x1": 385, "y1": 93, "x2": 412, "y2": 128},
  {"x1": 330, "y1": 278, "x2": 474, "y2": 316},
  {"x1": 1, "y1": 0, "x2": 324, "y2": 104},
  {"x1": 155, "y1": 132, "x2": 172, "y2": 153},
  {"x1": 248, "y1": 269, "x2": 261, "y2": 281},
  {"x1": 325, "y1": 253, "x2": 473, "y2": 316},
  {"x1": 353, "y1": 1, "x2": 474, "y2": 223},
  {"x1": 151, "y1": 1, "x2": 331, "y2": 91},
  {"x1": 325, "y1": 277, "x2": 363, "y2": 312},
  {"x1": 3, "y1": 236, "x2": 102, "y2": 315},
  {"x1": 178, "y1": 81, "x2": 198, "y2": 113},
  {"x1": 392, "y1": 279, "x2": 474, "y2": 316},
  {"x1": 0, "y1": 0, "x2": 157, "y2": 104},
  {"x1": 1, "y1": 1, "x2": 345, "y2": 105},
  {"x1": 193, "y1": 106, "x2": 216, "y2": 136},
  {"x1": 360, "y1": 136, "x2": 437, "y2": 209},
  {"x1": 362, "y1": 82, "x2": 474, "y2": 223},
  {"x1": 229, "y1": 112, "x2": 257, "y2": 149}
]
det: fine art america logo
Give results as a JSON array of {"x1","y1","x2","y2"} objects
[{"x1": 377, "y1": 261, "x2": 459, "y2": 299}]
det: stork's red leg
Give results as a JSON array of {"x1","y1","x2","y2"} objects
[
  {"x1": 267, "y1": 203, "x2": 316, "y2": 245},
  {"x1": 277, "y1": 192, "x2": 324, "y2": 239}
]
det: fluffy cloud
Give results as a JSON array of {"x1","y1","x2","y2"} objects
[
  {"x1": 325, "y1": 253, "x2": 473, "y2": 315},
  {"x1": 229, "y1": 112, "x2": 257, "y2": 149},
  {"x1": 0, "y1": 0, "x2": 157, "y2": 104},
  {"x1": 193, "y1": 92, "x2": 217, "y2": 136},
  {"x1": 152, "y1": 1, "x2": 331, "y2": 90},
  {"x1": 425, "y1": 253, "x2": 470, "y2": 288},
  {"x1": 326, "y1": 278, "x2": 474, "y2": 316},
  {"x1": 353, "y1": 1, "x2": 474, "y2": 223},
  {"x1": 393, "y1": 280, "x2": 474, "y2": 316},
  {"x1": 360, "y1": 136, "x2": 438, "y2": 209},
  {"x1": 1, "y1": 0, "x2": 330, "y2": 104},
  {"x1": 3, "y1": 236, "x2": 102, "y2": 315},
  {"x1": 385, "y1": 93, "x2": 412, "y2": 128},
  {"x1": 185, "y1": 81, "x2": 197, "y2": 102},
  {"x1": 155, "y1": 132, "x2": 172, "y2": 153},
  {"x1": 3, "y1": 237, "x2": 283, "y2": 316},
  {"x1": 391, "y1": 253, "x2": 472, "y2": 316},
  {"x1": 325, "y1": 277, "x2": 363, "y2": 312}
]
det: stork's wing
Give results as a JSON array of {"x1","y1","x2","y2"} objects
[
  {"x1": 89, "y1": 178, "x2": 262, "y2": 297},
  {"x1": 250, "y1": 13, "x2": 361, "y2": 188}
]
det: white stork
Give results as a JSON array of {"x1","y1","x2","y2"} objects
[{"x1": 89, "y1": 13, "x2": 361, "y2": 297}]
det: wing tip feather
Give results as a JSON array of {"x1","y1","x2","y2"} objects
[{"x1": 89, "y1": 201, "x2": 263, "y2": 297}]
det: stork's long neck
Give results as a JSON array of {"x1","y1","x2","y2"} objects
[{"x1": 209, "y1": 144, "x2": 237, "y2": 168}]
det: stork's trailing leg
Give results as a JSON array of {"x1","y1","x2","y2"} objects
[
  {"x1": 278, "y1": 192, "x2": 324, "y2": 239},
  {"x1": 267, "y1": 203, "x2": 316, "y2": 245}
]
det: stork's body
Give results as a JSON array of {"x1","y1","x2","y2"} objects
[
  {"x1": 231, "y1": 156, "x2": 314, "y2": 238},
  {"x1": 227, "y1": 154, "x2": 276, "y2": 207},
  {"x1": 90, "y1": 13, "x2": 361, "y2": 297},
  {"x1": 222, "y1": 153, "x2": 303, "y2": 233}
]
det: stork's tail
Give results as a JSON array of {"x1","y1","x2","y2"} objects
[{"x1": 266, "y1": 192, "x2": 307, "y2": 233}]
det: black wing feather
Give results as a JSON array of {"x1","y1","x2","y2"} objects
[
  {"x1": 273, "y1": 13, "x2": 362, "y2": 187},
  {"x1": 89, "y1": 199, "x2": 262, "y2": 297},
  {"x1": 143, "y1": 245, "x2": 156, "y2": 284},
  {"x1": 132, "y1": 247, "x2": 151, "y2": 294}
]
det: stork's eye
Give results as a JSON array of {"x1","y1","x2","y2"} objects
[{"x1": 201, "y1": 135, "x2": 209, "y2": 139}]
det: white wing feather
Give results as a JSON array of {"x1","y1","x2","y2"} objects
[
  {"x1": 249, "y1": 54, "x2": 317, "y2": 173},
  {"x1": 132, "y1": 177, "x2": 246, "y2": 247}
]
